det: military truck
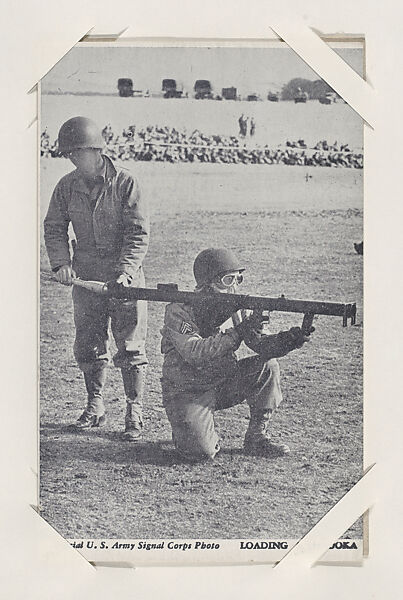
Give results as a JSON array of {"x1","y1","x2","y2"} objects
[
  {"x1": 247, "y1": 93, "x2": 261, "y2": 101},
  {"x1": 222, "y1": 87, "x2": 237, "y2": 100},
  {"x1": 117, "y1": 78, "x2": 134, "y2": 97},
  {"x1": 162, "y1": 79, "x2": 183, "y2": 98},
  {"x1": 267, "y1": 91, "x2": 279, "y2": 102},
  {"x1": 194, "y1": 80, "x2": 213, "y2": 99},
  {"x1": 318, "y1": 92, "x2": 333, "y2": 104}
]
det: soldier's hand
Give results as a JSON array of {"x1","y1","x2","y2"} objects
[
  {"x1": 236, "y1": 311, "x2": 266, "y2": 336},
  {"x1": 241, "y1": 325, "x2": 315, "y2": 360},
  {"x1": 281, "y1": 326, "x2": 314, "y2": 351},
  {"x1": 56, "y1": 265, "x2": 76, "y2": 286},
  {"x1": 115, "y1": 273, "x2": 133, "y2": 288},
  {"x1": 235, "y1": 313, "x2": 265, "y2": 352},
  {"x1": 248, "y1": 310, "x2": 268, "y2": 334}
]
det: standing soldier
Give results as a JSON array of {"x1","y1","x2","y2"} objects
[
  {"x1": 238, "y1": 114, "x2": 247, "y2": 137},
  {"x1": 160, "y1": 248, "x2": 313, "y2": 461},
  {"x1": 101, "y1": 123, "x2": 114, "y2": 143},
  {"x1": 44, "y1": 116, "x2": 149, "y2": 440},
  {"x1": 250, "y1": 117, "x2": 256, "y2": 137}
]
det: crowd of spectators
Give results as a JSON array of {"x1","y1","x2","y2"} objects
[{"x1": 41, "y1": 124, "x2": 363, "y2": 169}]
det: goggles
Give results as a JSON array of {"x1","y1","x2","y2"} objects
[{"x1": 218, "y1": 272, "x2": 244, "y2": 287}]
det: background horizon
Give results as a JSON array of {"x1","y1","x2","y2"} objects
[{"x1": 42, "y1": 44, "x2": 364, "y2": 97}]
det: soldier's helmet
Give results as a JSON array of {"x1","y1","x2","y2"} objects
[
  {"x1": 193, "y1": 248, "x2": 245, "y2": 287},
  {"x1": 58, "y1": 117, "x2": 104, "y2": 154}
]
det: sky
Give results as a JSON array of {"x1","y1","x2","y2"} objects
[{"x1": 42, "y1": 44, "x2": 364, "y2": 96}]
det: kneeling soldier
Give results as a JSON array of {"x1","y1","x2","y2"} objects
[{"x1": 160, "y1": 248, "x2": 313, "y2": 460}]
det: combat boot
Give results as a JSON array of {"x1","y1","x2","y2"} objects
[
  {"x1": 121, "y1": 366, "x2": 146, "y2": 441},
  {"x1": 74, "y1": 363, "x2": 107, "y2": 430},
  {"x1": 243, "y1": 408, "x2": 290, "y2": 457}
]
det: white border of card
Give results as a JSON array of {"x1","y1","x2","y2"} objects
[{"x1": 2, "y1": 1, "x2": 401, "y2": 597}]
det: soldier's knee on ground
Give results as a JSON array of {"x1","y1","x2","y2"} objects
[
  {"x1": 174, "y1": 436, "x2": 220, "y2": 461},
  {"x1": 163, "y1": 387, "x2": 219, "y2": 460},
  {"x1": 170, "y1": 412, "x2": 220, "y2": 461}
]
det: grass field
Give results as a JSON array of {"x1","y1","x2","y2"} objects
[{"x1": 40, "y1": 158, "x2": 363, "y2": 540}]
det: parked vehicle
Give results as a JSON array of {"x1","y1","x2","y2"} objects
[
  {"x1": 247, "y1": 93, "x2": 261, "y2": 101},
  {"x1": 194, "y1": 80, "x2": 213, "y2": 99},
  {"x1": 162, "y1": 79, "x2": 183, "y2": 98},
  {"x1": 117, "y1": 78, "x2": 134, "y2": 97},
  {"x1": 319, "y1": 92, "x2": 333, "y2": 104},
  {"x1": 222, "y1": 86, "x2": 237, "y2": 100},
  {"x1": 267, "y1": 91, "x2": 279, "y2": 102}
]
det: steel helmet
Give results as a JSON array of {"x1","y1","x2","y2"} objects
[
  {"x1": 57, "y1": 116, "x2": 104, "y2": 153},
  {"x1": 193, "y1": 248, "x2": 245, "y2": 287}
]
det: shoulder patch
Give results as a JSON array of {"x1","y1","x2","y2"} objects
[{"x1": 180, "y1": 321, "x2": 195, "y2": 335}]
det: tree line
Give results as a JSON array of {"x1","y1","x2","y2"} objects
[{"x1": 281, "y1": 78, "x2": 339, "y2": 101}]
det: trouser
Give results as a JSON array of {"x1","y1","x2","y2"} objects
[
  {"x1": 163, "y1": 356, "x2": 282, "y2": 460},
  {"x1": 72, "y1": 280, "x2": 147, "y2": 416},
  {"x1": 72, "y1": 285, "x2": 148, "y2": 372}
]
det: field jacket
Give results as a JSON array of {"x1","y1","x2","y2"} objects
[
  {"x1": 161, "y1": 302, "x2": 242, "y2": 398},
  {"x1": 44, "y1": 155, "x2": 149, "y2": 280}
]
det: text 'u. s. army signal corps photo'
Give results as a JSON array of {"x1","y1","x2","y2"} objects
[{"x1": 39, "y1": 40, "x2": 364, "y2": 566}]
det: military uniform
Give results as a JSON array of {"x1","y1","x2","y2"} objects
[
  {"x1": 161, "y1": 302, "x2": 283, "y2": 459},
  {"x1": 44, "y1": 153, "x2": 149, "y2": 427}
]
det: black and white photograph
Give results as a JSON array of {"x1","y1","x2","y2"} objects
[{"x1": 39, "y1": 41, "x2": 363, "y2": 565}]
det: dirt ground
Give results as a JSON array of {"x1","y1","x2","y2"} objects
[{"x1": 40, "y1": 160, "x2": 363, "y2": 540}]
